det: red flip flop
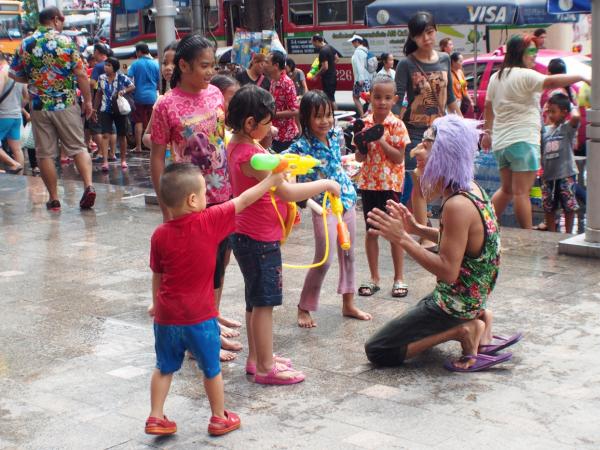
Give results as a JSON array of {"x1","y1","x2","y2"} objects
[
  {"x1": 145, "y1": 415, "x2": 177, "y2": 435},
  {"x1": 208, "y1": 410, "x2": 241, "y2": 436}
]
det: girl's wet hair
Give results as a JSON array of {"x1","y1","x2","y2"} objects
[
  {"x1": 298, "y1": 90, "x2": 333, "y2": 137},
  {"x1": 404, "y1": 12, "x2": 437, "y2": 56},
  {"x1": 172, "y1": 33, "x2": 214, "y2": 88},
  {"x1": 497, "y1": 34, "x2": 534, "y2": 80},
  {"x1": 210, "y1": 74, "x2": 239, "y2": 93},
  {"x1": 225, "y1": 84, "x2": 276, "y2": 132},
  {"x1": 421, "y1": 115, "x2": 482, "y2": 196}
]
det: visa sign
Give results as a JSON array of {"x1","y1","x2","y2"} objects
[{"x1": 467, "y1": 6, "x2": 512, "y2": 24}]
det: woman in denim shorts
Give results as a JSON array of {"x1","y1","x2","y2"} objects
[{"x1": 482, "y1": 34, "x2": 589, "y2": 229}]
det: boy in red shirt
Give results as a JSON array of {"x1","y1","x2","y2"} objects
[{"x1": 146, "y1": 162, "x2": 284, "y2": 436}]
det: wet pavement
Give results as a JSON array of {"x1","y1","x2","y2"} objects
[{"x1": 1, "y1": 173, "x2": 599, "y2": 449}]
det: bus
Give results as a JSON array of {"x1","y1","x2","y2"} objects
[
  {"x1": 0, "y1": 0, "x2": 23, "y2": 55},
  {"x1": 109, "y1": 0, "x2": 483, "y2": 90}
]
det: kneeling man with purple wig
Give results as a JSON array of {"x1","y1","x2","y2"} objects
[{"x1": 364, "y1": 115, "x2": 522, "y2": 372}]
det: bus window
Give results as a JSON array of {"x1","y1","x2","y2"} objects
[
  {"x1": 289, "y1": 0, "x2": 313, "y2": 26},
  {"x1": 317, "y1": 0, "x2": 347, "y2": 24},
  {"x1": 208, "y1": 0, "x2": 219, "y2": 30},
  {"x1": 352, "y1": 0, "x2": 374, "y2": 23},
  {"x1": 170, "y1": 0, "x2": 191, "y2": 32},
  {"x1": 0, "y1": 14, "x2": 20, "y2": 39},
  {"x1": 115, "y1": 11, "x2": 140, "y2": 42}
]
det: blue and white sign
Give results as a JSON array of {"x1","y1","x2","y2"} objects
[{"x1": 547, "y1": 0, "x2": 591, "y2": 14}]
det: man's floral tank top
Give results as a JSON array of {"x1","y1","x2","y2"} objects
[{"x1": 433, "y1": 185, "x2": 501, "y2": 319}]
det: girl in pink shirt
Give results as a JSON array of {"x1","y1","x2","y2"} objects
[
  {"x1": 150, "y1": 35, "x2": 242, "y2": 363},
  {"x1": 226, "y1": 85, "x2": 340, "y2": 385}
]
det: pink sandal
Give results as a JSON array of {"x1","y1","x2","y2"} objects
[
  {"x1": 245, "y1": 355, "x2": 292, "y2": 375},
  {"x1": 254, "y1": 364, "x2": 305, "y2": 385}
]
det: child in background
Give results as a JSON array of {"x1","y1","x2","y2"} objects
[
  {"x1": 226, "y1": 85, "x2": 340, "y2": 384},
  {"x1": 142, "y1": 42, "x2": 176, "y2": 152},
  {"x1": 355, "y1": 74, "x2": 410, "y2": 298},
  {"x1": 286, "y1": 90, "x2": 371, "y2": 328},
  {"x1": 541, "y1": 93, "x2": 580, "y2": 233},
  {"x1": 150, "y1": 34, "x2": 241, "y2": 362},
  {"x1": 146, "y1": 162, "x2": 284, "y2": 436},
  {"x1": 208, "y1": 73, "x2": 242, "y2": 349}
]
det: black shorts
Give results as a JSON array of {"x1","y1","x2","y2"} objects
[
  {"x1": 85, "y1": 116, "x2": 102, "y2": 134},
  {"x1": 214, "y1": 236, "x2": 231, "y2": 289},
  {"x1": 364, "y1": 294, "x2": 466, "y2": 366},
  {"x1": 321, "y1": 79, "x2": 336, "y2": 102},
  {"x1": 271, "y1": 140, "x2": 294, "y2": 154},
  {"x1": 361, "y1": 190, "x2": 401, "y2": 229},
  {"x1": 99, "y1": 111, "x2": 129, "y2": 136}
]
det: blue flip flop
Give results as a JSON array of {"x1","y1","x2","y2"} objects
[
  {"x1": 478, "y1": 332, "x2": 523, "y2": 355},
  {"x1": 444, "y1": 352, "x2": 512, "y2": 372}
]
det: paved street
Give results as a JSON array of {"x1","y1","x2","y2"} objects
[{"x1": 1, "y1": 174, "x2": 599, "y2": 449}]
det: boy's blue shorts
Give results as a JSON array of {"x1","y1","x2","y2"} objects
[{"x1": 154, "y1": 318, "x2": 221, "y2": 378}]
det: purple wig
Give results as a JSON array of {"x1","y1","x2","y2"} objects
[{"x1": 420, "y1": 115, "x2": 482, "y2": 196}]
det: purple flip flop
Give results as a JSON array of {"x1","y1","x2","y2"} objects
[
  {"x1": 478, "y1": 332, "x2": 523, "y2": 355},
  {"x1": 444, "y1": 352, "x2": 512, "y2": 372}
]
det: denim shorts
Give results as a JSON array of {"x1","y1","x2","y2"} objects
[
  {"x1": 493, "y1": 141, "x2": 540, "y2": 172},
  {"x1": 231, "y1": 233, "x2": 282, "y2": 312},
  {"x1": 154, "y1": 318, "x2": 221, "y2": 378}
]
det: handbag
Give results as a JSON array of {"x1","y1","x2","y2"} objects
[
  {"x1": 110, "y1": 74, "x2": 135, "y2": 115},
  {"x1": 115, "y1": 94, "x2": 131, "y2": 115}
]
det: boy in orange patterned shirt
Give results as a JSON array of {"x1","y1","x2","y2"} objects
[{"x1": 355, "y1": 74, "x2": 410, "y2": 298}]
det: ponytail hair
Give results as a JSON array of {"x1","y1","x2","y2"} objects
[
  {"x1": 171, "y1": 33, "x2": 213, "y2": 88},
  {"x1": 404, "y1": 12, "x2": 437, "y2": 56}
]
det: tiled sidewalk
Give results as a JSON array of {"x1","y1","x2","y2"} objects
[{"x1": 1, "y1": 175, "x2": 599, "y2": 449}]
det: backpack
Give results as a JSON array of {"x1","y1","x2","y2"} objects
[{"x1": 362, "y1": 47, "x2": 378, "y2": 74}]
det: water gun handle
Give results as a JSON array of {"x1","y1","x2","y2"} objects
[{"x1": 330, "y1": 195, "x2": 351, "y2": 251}]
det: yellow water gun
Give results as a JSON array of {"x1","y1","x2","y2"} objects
[
  {"x1": 250, "y1": 153, "x2": 350, "y2": 269},
  {"x1": 250, "y1": 153, "x2": 320, "y2": 176},
  {"x1": 306, "y1": 56, "x2": 320, "y2": 80},
  {"x1": 330, "y1": 195, "x2": 351, "y2": 251}
]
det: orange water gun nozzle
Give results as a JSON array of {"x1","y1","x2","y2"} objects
[{"x1": 330, "y1": 195, "x2": 351, "y2": 251}]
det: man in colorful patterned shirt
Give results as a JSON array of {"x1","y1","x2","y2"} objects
[
  {"x1": 10, "y1": 6, "x2": 96, "y2": 211},
  {"x1": 265, "y1": 51, "x2": 299, "y2": 153},
  {"x1": 365, "y1": 116, "x2": 521, "y2": 373}
]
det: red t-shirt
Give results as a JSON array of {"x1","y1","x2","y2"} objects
[
  {"x1": 150, "y1": 202, "x2": 235, "y2": 325},
  {"x1": 227, "y1": 141, "x2": 287, "y2": 242}
]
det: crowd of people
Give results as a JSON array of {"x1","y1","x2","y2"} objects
[{"x1": 2, "y1": 5, "x2": 590, "y2": 439}]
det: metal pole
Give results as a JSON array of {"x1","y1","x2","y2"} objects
[
  {"x1": 585, "y1": 0, "x2": 600, "y2": 243},
  {"x1": 155, "y1": 0, "x2": 177, "y2": 65},
  {"x1": 192, "y1": 0, "x2": 203, "y2": 34}
]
